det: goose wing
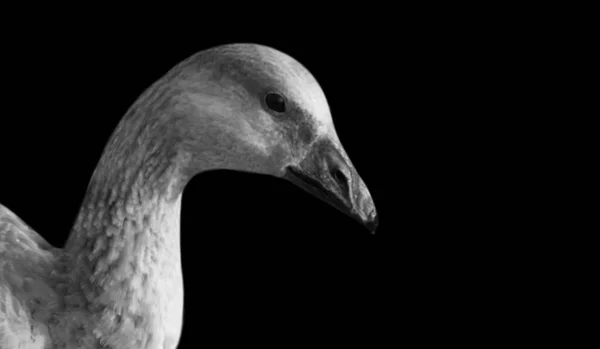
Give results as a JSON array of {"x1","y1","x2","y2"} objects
[{"x1": 0, "y1": 203, "x2": 59, "y2": 349}]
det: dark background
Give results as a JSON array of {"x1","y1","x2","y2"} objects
[{"x1": 0, "y1": 9, "x2": 539, "y2": 346}]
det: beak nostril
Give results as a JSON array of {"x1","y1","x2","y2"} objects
[{"x1": 331, "y1": 168, "x2": 348, "y2": 187}]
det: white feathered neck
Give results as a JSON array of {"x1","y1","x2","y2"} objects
[{"x1": 59, "y1": 83, "x2": 191, "y2": 347}]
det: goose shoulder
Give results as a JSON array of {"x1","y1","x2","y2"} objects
[{"x1": 0, "y1": 203, "x2": 58, "y2": 348}]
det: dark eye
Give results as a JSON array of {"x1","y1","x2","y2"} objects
[{"x1": 265, "y1": 93, "x2": 286, "y2": 113}]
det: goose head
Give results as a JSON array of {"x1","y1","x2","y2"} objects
[{"x1": 172, "y1": 44, "x2": 378, "y2": 232}]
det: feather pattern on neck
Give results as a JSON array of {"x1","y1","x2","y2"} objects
[{"x1": 59, "y1": 81, "x2": 189, "y2": 348}]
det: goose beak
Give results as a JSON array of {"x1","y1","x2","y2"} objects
[{"x1": 284, "y1": 139, "x2": 378, "y2": 234}]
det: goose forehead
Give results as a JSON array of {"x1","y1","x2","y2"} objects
[
  {"x1": 254, "y1": 45, "x2": 333, "y2": 133},
  {"x1": 282, "y1": 70, "x2": 333, "y2": 136},
  {"x1": 207, "y1": 44, "x2": 333, "y2": 135}
]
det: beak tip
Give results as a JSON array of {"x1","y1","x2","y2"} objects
[{"x1": 364, "y1": 209, "x2": 379, "y2": 234}]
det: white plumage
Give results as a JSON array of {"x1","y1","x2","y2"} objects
[{"x1": 0, "y1": 43, "x2": 377, "y2": 348}]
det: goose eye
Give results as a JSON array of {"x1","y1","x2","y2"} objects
[{"x1": 265, "y1": 93, "x2": 286, "y2": 113}]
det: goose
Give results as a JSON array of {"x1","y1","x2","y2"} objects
[{"x1": 0, "y1": 43, "x2": 378, "y2": 349}]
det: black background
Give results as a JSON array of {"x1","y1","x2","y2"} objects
[{"x1": 0, "y1": 8, "x2": 535, "y2": 346}]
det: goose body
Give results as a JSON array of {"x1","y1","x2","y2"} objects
[{"x1": 0, "y1": 43, "x2": 377, "y2": 348}]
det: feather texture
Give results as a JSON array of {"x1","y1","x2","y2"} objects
[
  {"x1": 0, "y1": 204, "x2": 57, "y2": 349},
  {"x1": 0, "y1": 42, "x2": 376, "y2": 348}
]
